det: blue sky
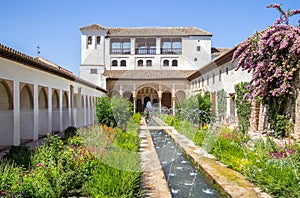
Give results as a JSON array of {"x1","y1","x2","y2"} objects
[{"x1": 0, "y1": 0, "x2": 299, "y2": 75}]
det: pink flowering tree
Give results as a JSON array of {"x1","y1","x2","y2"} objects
[{"x1": 232, "y1": 4, "x2": 300, "y2": 136}]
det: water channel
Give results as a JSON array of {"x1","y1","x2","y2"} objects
[{"x1": 148, "y1": 119, "x2": 221, "y2": 198}]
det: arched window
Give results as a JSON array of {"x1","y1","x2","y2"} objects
[
  {"x1": 172, "y1": 60, "x2": 178, "y2": 66},
  {"x1": 52, "y1": 90, "x2": 59, "y2": 109},
  {"x1": 146, "y1": 60, "x2": 152, "y2": 66},
  {"x1": 20, "y1": 85, "x2": 33, "y2": 110},
  {"x1": 38, "y1": 88, "x2": 48, "y2": 109},
  {"x1": 112, "y1": 60, "x2": 118, "y2": 66},
  {"x1": 96, "y1": 36, "x2": 101, "y2": 45},
  {"x1": 138, "y1": 60, "x2": 143, "y2": 67},
  {"x1": 163, "y1": 60, "x2": 169, "y2": 66},
  {"x1": 120, "y1": 60, "x2": 126, "y2": 67},
  {"x1": 0, "y1": 81, "x2": 12, "y2": 110},
  {"x1": 62, "y1": 92, "x2": 68, "y2": 109},
  {"x1": 87, "y1": 36, "x2": 92, "y2": 45}
]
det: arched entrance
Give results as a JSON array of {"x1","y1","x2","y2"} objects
[
  {"x1": 20, "y1": 84, "x2": 34, "y2": 141},
  {"x1": 52, "y1": 89, "x2": 60, "y2": 132},
  {"x1": 162, "y1": 91, "x2": 172, "y2": 108},
  {"x1": 0, "y1": 80, "x2": 13, "y2": 145},
  {"x1": 38, "y1": 87, "x2": 48, "y2": 135},
  {"x1": 136, "y1": 86, "x2": 158, "y2": 112}
]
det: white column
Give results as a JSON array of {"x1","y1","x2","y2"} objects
[
  {"x1": 33, "y1": 84, "x2": 39, "y2": 140},
  {"x1": 156, "y1": 38, "x2": 161, "y2": 55},
  {"x1": 13, "y1": 81, "x2": 20, "y2": 146},
  {"x1": 87, "y1": 96, "x2": 91, "y2": 125},
  {"x1": 68, "y1": 91, "x2": 72, "y2": 126},
  {"x1": 59, "y1": 89, "x2": 63, "y2": 132},
  {"x1": 83, "y1": 95, "x2": 87, "y2": 126},
  {"x1": 131, "y1": 38, "x2": 135, "y2": 55},
  {"x1": 48, "y1": 87, "x2": 52, "y2": 133}
]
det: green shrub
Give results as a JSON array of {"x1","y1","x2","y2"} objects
[
  {"x1": 132, "y1": 113, "x2": 141, "y2": 125},
  {"x1": 270, "y1": 114, "x2": 293, "y2": 138},
  {"x1": 0, "y1": 160, "x2": 22, "y2": 196},
  {"x1": 83, "y1": 162, "x2": 142, "y2": 198}
]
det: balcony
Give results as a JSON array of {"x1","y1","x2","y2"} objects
[
  {"x1": 110, "y1": 48, "x2": 131, "y2": 54},
  {"x1": 161, "y1": 48, "x2": 182, "y2": 54},
  {"x1": 135, "y1": 48, "x2": 156, "y2": 55}
]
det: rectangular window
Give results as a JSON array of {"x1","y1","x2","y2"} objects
[
  {"x1": 213, "y1": 73, "x2": 215, "y2": 84},
  {"x1": 90, "y1": 69, "x2": 97, "y2": 74},
  {"x1": 226, "y1": 67, "x2": 229, "y2": 75},
  {"x1": 197, "y1": 46, "x2": 201, "y2": 51},
  {"x1": 111, "y1": 38, "x2": 131, "y2": 54},
  {"x1": 219, "y1": 70, "x2": 222, "y2": 81},
  {"x1": 194, "y1": 58, "x2": 197, "y2": 62},
  {"x1": 161, "y1": 38, "x2": 182, "y2": 54}
]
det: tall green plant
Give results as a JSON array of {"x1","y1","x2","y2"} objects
[
  {"x1": 96, "y1": 96, "x2": 115, "y2": 127},
  {"x1": 234, "y1": 82, "x2": 251, "y2": 133},
  {"x1": 197, "y1": 91, "x2": 211, "y2": 126}
]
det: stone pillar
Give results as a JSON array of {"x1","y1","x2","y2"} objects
[
  {"x1": 156, "y1": 38, "x2": 161, "y2": 55},
  {"x1": 172, "y1": 85, "x2": 176, "y2": 116},
  {"x1": 133, "y1": 91, "x2": 137, "y2": 113},
  {"x1": 59, "y1": 89, "x2": 63, "y2": 132},
  {"x1": 249, "y1": 100, "x2": 259, "y2": 132},
  {"x1": 119, "y1": 85, "x2": 123, "y2": 97},
  {"x1": 13, "y1": 80, "x2": 20, "y2": 146},
  {"x1": 131, "y1": 38, "x2": 135, "y2": 55},
  {"x1": 158, "y1": 89, "x2": 162, "y2": 113},
  {"x1": 33, "y1": 84, "x2": 39, "y2": 140},
  {"x1": 87, "y1": 96, "x2": 91, "y2": 125},
  {"x1": 69, "y1": 87, "x2": 73, "y2": 126},
  {"x1": 83, "y1": 95, "x2": 87, "y2": 126},
  {"x1": 48, "y1": 87, "x2": 52, "y2": 133}
]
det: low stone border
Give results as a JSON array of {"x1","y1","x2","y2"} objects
[
  {"x1": 153, "y1": 117, "x2": 272, "y2": 198},
  {"x1": 139, "y1": 117, "x2": 172, "y2": 198}
]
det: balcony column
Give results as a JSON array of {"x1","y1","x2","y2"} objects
[
  {"x1": 156, "y1": 38, "x2": 161, "y2": 55},
  {"x1": 130, "y1": 38, "x2": 135, "y2": 55}
]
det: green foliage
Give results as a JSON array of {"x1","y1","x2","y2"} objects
[
  {"x1": 132, "y1": 113, "x2": 141, "y2": 125},
  {"x1": 111, "y1": 96, "x2": 134, "y2": 129},
  {"x1": 175, "y1": 91, "x2": 211, "y2": 127},
  {"x1": 96, "y1": 96, "x2": 116, "y2": 127},
  {"x1": 96, "y1": 96, "x2": 134, "y2": 129},
  {"x1": 217, "y1": 89, "x2": 227, "y2": 121},
  {"x1": 83, "y1": 162, "x2": 142, "y2": 198},
  {"x1": 166, "y1": 115, "x2": 300, "y2": 197},
  {"x1": 197, "y1": 91, "x2": 212, "y2": 126},
  {"x1": 234, "y1": 82, "x2": 251, "y2": 133},
  {"x1": 0, "y1": 116, "x2": 142, "y2": 197},
  {"x1": 270, "y1": 114, "x2": 293, "y2": 138}
]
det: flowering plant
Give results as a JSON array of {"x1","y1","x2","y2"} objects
[
  {"x1": 232, "y1": 4, "x2": 300, "y2": 136},
  {"x1": 232, "y1": 4, "x2": 300, "y2": 101}
]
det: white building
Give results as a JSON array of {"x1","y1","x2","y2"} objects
[
  {"x1": 79, "y1": 24, "x2": 217, "y2": 113},
  {"x1": 0, "y1": 44, "x2": 107, "y2": 147}
]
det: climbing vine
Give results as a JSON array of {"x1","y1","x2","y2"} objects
[{"x1": 234, "y1": 82, "x2": 251, "y2": 134}]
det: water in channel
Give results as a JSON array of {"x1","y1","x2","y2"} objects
[{"x1": 150, "y1": 130, "x2": 221, "y2": 198}]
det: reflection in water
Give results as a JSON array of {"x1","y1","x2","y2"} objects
[{"x1": 150, "y1": 130, "x2": 221, "y2": 198}]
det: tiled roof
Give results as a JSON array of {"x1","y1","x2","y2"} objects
[
  {"x1": 0, "y1": 43, "x2": 107, "y2": 93},
  {"x1": 80, "y1": 24, "x2": 212, "y2": 37},
  {"x1": 103, "y1": 70, "x2": 195, "y2": 80},
  {"x1": 80, "y1": 24, "x2": 107, "y2": 31},
  {"x1": 211, "y1": 47, "x2": 232, "y2": 56}
]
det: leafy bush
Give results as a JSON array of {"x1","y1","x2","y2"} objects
[
  {"x1": 96, "y1": 96, "x2": 116, "y2": 127},
  {"x1": 270, "y1": 114, "x2": 293, "y2": 138},
  {"x1": 132, "y1": 113, "x2": 141, "y2": 125},
  {"x1": 234, "y1": 82, "x2": 251, "y2": 133}
]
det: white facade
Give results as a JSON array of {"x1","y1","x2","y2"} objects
[
  {"x1": 0, "y1": 45, "x2": 106, "y2": 147},
  {"x1": 79, "y1": 24, "x2": 213, "y2": 88}
]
